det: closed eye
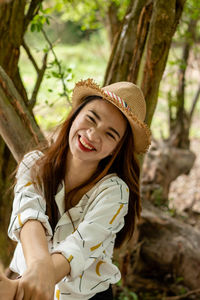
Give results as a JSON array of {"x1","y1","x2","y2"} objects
[
  {"x1": 87, "y1": 115, "x2": 96, "y2": 124},
  {"x1": 106, "y1": 132, "x2": 116, "y2": 140}
]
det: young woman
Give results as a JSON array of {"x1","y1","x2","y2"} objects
[{"x1": 3, "y1": 78, "x2": 151, "y2": 300}]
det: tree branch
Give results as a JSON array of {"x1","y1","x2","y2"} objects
[
  {"x1": 189, "y1": 83, "x2": 200, "y2": 124},
  {"x1": 105, "y1": 2, "x2": 122, "y2": 45},
  {"x1": 0, "y1": 66, "x2": 47, "y2": 162},
  {"x1": 29, "y1": 52, "x2": 48, "y2": 109},
  {"x1": 22, "y1": 39, "x2": 40, "y2": 74},
  {"x1": 167, "y1": 91, "x2": 173, "y2": 123},
  {"x1": 41, "y1": 28, "x2": 71, "y2": 105},
  {"x1": 24, "y1": 0, "x2": 43, "y2": 31},
  {"x1": 164, "y1": 288, "x2": 200, "y2": 300}
]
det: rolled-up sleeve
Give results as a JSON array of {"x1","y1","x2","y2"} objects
[
  {"x1": 52, "y1": 179, "x2": 129, "y2": 280},
  {"x1": 8, "y1": 150, "x2": 53, "y2": 242}
]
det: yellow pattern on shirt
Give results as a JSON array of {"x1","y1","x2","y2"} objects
[
  {"x1": 109, "y1": 204, "x2": 124, "y2": 224},
  {"x1": 67, "y1": 255, "x2": 74, "y2": 263},
  {"x1": 24, "y1": 182, "x2": 33, "y2": 187},
  {"x1": 90, "y1": 242, "x2": 102, "y2": 251},
  {"x1": 96, "y1": 261, "x2": 105, "y2": 276},
  {"x1": 17, "y1": 214, "x2": 23, "y2": 227},
  {"x1": 56, "y1": 289, "x2": 60, "y2": 300}
]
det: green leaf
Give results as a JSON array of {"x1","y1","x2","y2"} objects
[
  {"x1": 30, "y1": 23, "x2": 36, "y2": 32},
  {"x1": 129, "y1": 291, "x2": 138, "y2": 300}
]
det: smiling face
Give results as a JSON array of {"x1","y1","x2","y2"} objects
[{"x1": 68, "y1": 99, "x2": 127, "y2": 168}]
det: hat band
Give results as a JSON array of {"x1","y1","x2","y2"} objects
[{"x1": 104, "y1": 90, "x2": 131, "y2": 111}]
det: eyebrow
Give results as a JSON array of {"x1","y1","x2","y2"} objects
[{"x1": 89, "y1": 109, "x2": 121, "y2": 139}]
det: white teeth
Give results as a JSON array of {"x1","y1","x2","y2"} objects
[{"x1": 79, "y1": 137, "x2": 93, "y2": 150}]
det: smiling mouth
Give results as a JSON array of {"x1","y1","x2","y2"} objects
[{"x1": 79, "y1": 136, "x2": 96, "y2": 151}]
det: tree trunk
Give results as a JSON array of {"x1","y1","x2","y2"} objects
[
  {"x1": 0, "y1": 67, "x2": 47, "y2": 267},
  {"x1": 0, "y1": 140, "x2": 16, "y2": 267},
  {"x1": 1, "y1": 0, "x2": 27, "y2": 102},
  {"x1": 0, "y1": 0, "x2": 43, "y2": 267},
  {"x1": 169, "y1": 19, "x2": 198, "y2": 149},
  {"x1": 143, "y1": 19, "x2": 199, "y2": 206},
  {"x1": 104, "y1": 0, "x2": 152, "y2": 85},
  {"x1": 104, "y1": 0, "x2": 186, "y2": 128},
  {"x1": 141, "y1": 0, "x2": 185, "y2": 127},
  {"x1": 105, "y1": 2, "x2": 122, "y2": 45},
  {"x1": 0, "y1": 67, "x2": 47, "y2": 162},
  {"x1": 102, "y1": 0, "x2": 200, "y2": 296},
  {"x1": 0, "y1": 0, "x2": 42, "y2": 102}
]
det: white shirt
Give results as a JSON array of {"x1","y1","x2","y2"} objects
[{"x1": 8, "y1": 150, "x2": 129, "y2": 300}]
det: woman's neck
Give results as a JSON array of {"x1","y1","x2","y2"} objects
[{"x1": 65, "y1": 151, "x2": 98, "y2": 193}]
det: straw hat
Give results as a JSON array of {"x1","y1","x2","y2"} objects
[{"x1": 72, "y1": 78, "x2": 151, "y2": 154}]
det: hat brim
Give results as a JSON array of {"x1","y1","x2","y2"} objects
[{"x1": 72, "y1": 79, "x2": 151, "y2": 154}]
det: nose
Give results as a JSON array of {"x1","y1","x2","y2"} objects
[{"x1": 87, "y1": 127, "x2": 101, "y2": 143}]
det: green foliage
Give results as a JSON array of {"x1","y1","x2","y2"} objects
[
  {"x1": 56, "y1": 21, "x2": 95, "y2": 44},
  {"x1": 116, "y1": 287, "x2": 138, "y2": 300},
  {"x1": 52, "y1": 0, "x2": 130, "y2": 30},
  {"x1": 179, "y1": 287, "x2": 187, "y2": 295},
  {"x1": 151, "y1": 187, "x2": 168, "y2": 207},
  {"x1": 30, "y1": 4, "x2": 52, "y2": 32},
  {"x1": 46, "y1": 61, "x2": 74, "y2": 100},
  {"x1": 167, "y1": 206, "x2": 177, "y2": 217},
  {"x1": 184, "y1": 0, "x2": 200, "y2": 21},
  {"x1": 154, "y1": 0, "x2": 200, "y2": 139},
  {"x1": 19, "y1": 28, "x2": 108, "y2": 132},
  {"x1": 175, "y1": 276, "x2": 184, "y2": 284}
]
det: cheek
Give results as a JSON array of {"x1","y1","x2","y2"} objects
[
  {"x1": 69, "y1": 124, "x2": 75, "y2": 141},
  {"x1": 102, "y1": 141, "x2": 116, "y2": 156},
  {"x1": 69, "y1": 117, "x2": 82, "y2": 137},
  {"x1": 72, "y1": 115, "x2": 86, "y2": 132}
]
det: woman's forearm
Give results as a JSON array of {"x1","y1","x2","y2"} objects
[
  {"x1": 20, "y1": 220, "x2": 50, "y2": 265},
  {"x1": 20, "y1": 220, "x2": 70, "y2": 283},
  {"x1": 51, "y1": 253, "x2": 71, "y2": 282}
]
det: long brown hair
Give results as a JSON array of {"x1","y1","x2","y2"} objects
[{"x1": 32, "y1": 96, "x2": 141, "y2": 248}]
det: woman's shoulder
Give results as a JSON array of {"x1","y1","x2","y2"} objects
[
  {"x1": 17, "y1": 150, "x2": 44, "y2": 176},
  {"x1": 94, "y1": 174, "x2": 129, "y2": 192},
  {"x1": 86, "y1": 174, "x2": 129, "y2": 208},
  {"x1": 21, "y1": 149, "x2": 44, "y2": 167},
  {"x1": 23, "y1": 149, "x2": 44, "y2": 161}
]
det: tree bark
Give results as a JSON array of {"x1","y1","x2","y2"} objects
[
  {"x1": 0, "y1": 0, "x2": 42, "y2": 102},
  {"x1": 0, "y1": 139, "x2": 16, "y2": 267},
  {"x1": 0, "y1": 0, "x2": 43, "y2": 267},
  {"x1": 103, "y1": 0, "x2": 200, "y2": 295},
  {"x1": 0, "y1": 67, "x2": 47, "y2": 162},
  {"x1": 142, "y1": 19, "x2": 199, "y2": 206},
  {"x1": 105, "y1": 2, "x2": 122, "y2": 45},
  {"x1": 104, "y1": 0, "x2": 151, "y2": 85},
  {"x1": 0, "y1": 67, "x2": 47, "y2": 267},
  {"x1": 104, "y1": 0, "x2": 186, "y2": 128},
  {"x1": 0, "y1": 0, "x2": 28, "y2": 102},
  {"x1": 140, "y1": 0, "x2": 186, "y2": 127}
]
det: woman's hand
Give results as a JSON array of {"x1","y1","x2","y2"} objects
[
  {"x1": 0, "y1": 272, "x2": 18, "y2": 300},
  {"x1": 15, "y1": 257, "x2": 56, "y2": 300}
]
